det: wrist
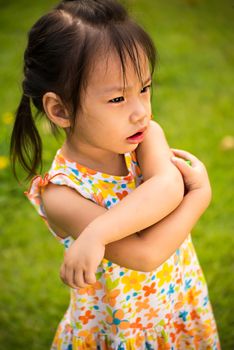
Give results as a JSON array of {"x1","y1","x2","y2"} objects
[
  {"x1": 186, "y1": 186, "x2": 212, "y2": 211},
  {"x1": 79, "y1": 218, "x2": 113, "y2": 245}
]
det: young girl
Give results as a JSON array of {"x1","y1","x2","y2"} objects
[{"x1": 10, "y1": 0, "x2": 220, "y2": 348}]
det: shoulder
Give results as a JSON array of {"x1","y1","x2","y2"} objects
[
  {"x1": 135, "y1": 120, "x2": 173, "y2": 179},
  {"x1": 136, "y1": 120, "x2": 168, "y2": 159},
  {"x1": 146, "y1": 120, "x2": 166, "y2": 139},
  {"x1": 41, "y1": 182, "x2": 106, "y2": 239},
  {"x1": 41, "y1": 183, "x2": 80, "y2": 238},
  {"x1": 41, "y1": 182, "x2": 87, "y2": 223}
]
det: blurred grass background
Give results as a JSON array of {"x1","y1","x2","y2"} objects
[{"x1": 0, "y1": 0, "x2": 233, "y2": 348}]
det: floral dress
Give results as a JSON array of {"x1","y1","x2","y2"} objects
[{"x1": 25, "y1": 149, "x2": 220, "y2": 350}]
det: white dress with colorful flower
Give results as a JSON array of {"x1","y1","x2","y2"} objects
[{"x1": 26, "y1": 149, "x2": 220, "y2": 349}]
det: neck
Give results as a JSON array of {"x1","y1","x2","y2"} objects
[{"x1": 61, "y1": 139, "x2": 121, "y2": 168}]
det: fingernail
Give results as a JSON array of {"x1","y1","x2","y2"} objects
[{"x1": 171, "y1": 156, "x2": 178, "y2": 162}]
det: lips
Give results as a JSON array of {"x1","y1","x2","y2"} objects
[{"x1": 128, "y1": 126, "x2": 147, "y2": 139}]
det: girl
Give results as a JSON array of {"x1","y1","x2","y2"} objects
[{"x1": 10, "y1": 0, "x2": 220, "y2": 348}]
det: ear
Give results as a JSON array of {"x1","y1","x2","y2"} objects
[{"x1": 42, "y1": 92, "x2": 71, "y2": 128}]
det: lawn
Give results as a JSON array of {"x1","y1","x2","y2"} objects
[{"x1": 0, "y1": 0, "x2": 233, "y2": 348}]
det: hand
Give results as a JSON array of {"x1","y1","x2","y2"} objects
[
  {"x1": 170, "y1": 149, "x2": 212, "y2": 204},
  {"x1": 60, "y1": 231, "x2": 105, "y2": 289}
]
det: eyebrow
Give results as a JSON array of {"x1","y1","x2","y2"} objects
[{"x1": 102, "y1": 76, "x2": 152, "y2": 94}]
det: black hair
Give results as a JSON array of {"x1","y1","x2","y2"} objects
[{"x1": 10, "y1": 0, "x2": 157, "y2": 180}]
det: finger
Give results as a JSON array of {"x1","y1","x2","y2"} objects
[
  {"x1": 74, "y1": 269, "x2": 89, "y2": 289},
  {"x1": 171, "y1": 156, "x2": 194, "y2": 174},
  {"x1": 65, "y1": 265, "x2": 79, "y2": 289},
  {"x1": 84, "y1": 270, "x2": 97, "y2": 285},
  {"x1": 60, "y1": 263, "x2": 66, "y2": 283},
  {"x1": 171, "y1": 149, "x2": 200, "y2": 166}
]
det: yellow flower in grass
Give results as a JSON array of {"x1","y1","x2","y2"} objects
[
  {"x1": 0, "y1": 156, "x2": 9, "y2": 170},
  {"x1": 2, "y1": 112, "x2": 14, "y2": 125},
  {"x1": 156, "y1": 262, "x2": 173, "y2": 287},
  {"x1": 122, "y1": 271, "x2": 146, "y2": 293}
]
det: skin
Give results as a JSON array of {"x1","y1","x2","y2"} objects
[
  {"x1": 61, "y1": 50, "x2": 153, "y2": 167},
  {"x1": 41, "y1": 48, "x2": 211, "y2": 288}
]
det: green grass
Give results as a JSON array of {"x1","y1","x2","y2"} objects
[{"x1": 0, "y1": 0, "x2": 233, "y2": 348}]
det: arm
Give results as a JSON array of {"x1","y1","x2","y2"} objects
[
  {"x1": 42, "y1": 149, "x2": 211, "y2": 286},
  {"x1": 42, "y1": 120, "x2": 184, "y2": 289},
  {"x1": 137, "y1": 148, "x2": 212, "y2": 271},
  {"x1": 42, "y1": 183, "x2": 204, "y2": 274},
  {"x1": 105, "y1": 189, "x2": 210, "y2": 272},
  {"x1": 80, "y1": 120, "x2": 184, "y2": 245}
]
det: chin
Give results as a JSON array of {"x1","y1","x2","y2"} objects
[{"x1": 124, "y1": 143, "x2": 139, "y2": 153}]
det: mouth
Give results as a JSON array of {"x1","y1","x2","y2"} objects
[
  {"x1": 132, "y1": 132, "x2": 143, "y2": 137},
  {"x1": 127, "y1": 127, "x2": 147, "y2": 143},
  {"x1": 128, "y1": 127, "x2": 147, "y2": 138}
]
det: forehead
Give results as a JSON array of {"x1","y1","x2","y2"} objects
[{"x1": 86, "y1": 47, "x2": 150, "y2": 93}]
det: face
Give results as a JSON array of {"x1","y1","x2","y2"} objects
[{"x1": 68, "y1": 48, "x2": 152, "y2": 158}]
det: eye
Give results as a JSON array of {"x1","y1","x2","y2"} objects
[
  {"x1": 109, "y1": 96, "x2": 125, "y2": 104},
  {"x1": 141, "y1": 84, "x2": 152, "y2": 93},
  {"x1": 108, "y1": 84, "x2": 151, "y2": 103}
]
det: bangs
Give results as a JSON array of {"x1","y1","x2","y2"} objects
[
  {"x1": 106, "y1": 20, "x2": 156, "y2": 89},
  {"x1": 75, "y1": 19, "x2": 157, "y2": 105},
  {"x1": 52, "y1": 5, "x2": 157, "y2": 121}
]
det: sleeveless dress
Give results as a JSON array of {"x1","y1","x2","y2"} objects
[{"x1": 25, "y1": 149, "x2": 220, "y2": 350}]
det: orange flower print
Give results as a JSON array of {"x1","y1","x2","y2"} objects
[
  {"x1": 170, "y1": 332, "x2": 176, "y2": 342},
  {"x1": 156, "y1": 263, "x2": 173, "y2": 287},
  {"x1": 75, "y1": 327, "x2": 100, "y2": 348},
  {"x1": 186, "y1": 286, "x2": 202, "y2": 307},
  {"x1": 135, "y1": 299, "x2": 150, "y2": 312},
  {"x1": 194, "y1": 334, "x2": 203, "y2": 348},
  {"x1": 143, "y1": 282, "x2": 156, "y2": 297},
  {"x1": 158, "y1": 337, "x2": 171, "y2": 350},
  {"x1": 86, "y1": 168, "x2": 98, "y2": 175},
  {"x1": 78, "y1": 326, "x2": 99, "y2": 337},
  {"x1": 92, "y1": 192, "x2": 104, "y2": 206},
  {"x1": 79, "y1": 310, "x2": 95, "y2": 325},
  {"x1": 116, "y1": 190, "x2": 128, "y2": 200},
  {"x1": 174, "y1": 292, "x2": 185, "y2": 310},
  {"x1": 145, "y1": 307, "x2": 159, "y2": 321},
  {"x1": 190, "y1": 309, "x2": 200, "y2": 320},
  {"x1": 77, "y1": 281, "x2": 102, "y2": 296},
  {"x1": 102, "y1": 289, "x2": 120, "y2": 307},
  {"x1": 130, "y1": 317, "x2": 143, "y2": 333},
  {"x1": 106, "y1": 309, "x2": 129, "y2": 334},
  {"x1": 122, "y1": 271, "x2": 146, "y2": 293},
  {"x1": 135, "y1": 333, "x2": 145, "y2": 347},
  {"x1": 57, "y1": 154, "x2": 66, "y2": 165},
  {"x1": 174, "y1": 321, "x2": 187, "y2": 334},
  {"x1": 165, "y1": 313, "x2": 173, "y2": 323},
  {"x1": 203, "y1": 320, "x2": 214, "y2": 339}
]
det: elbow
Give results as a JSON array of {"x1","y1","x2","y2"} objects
[
  {"x1": 140, "y1": 254, "x2": 159, "y2": 273},
  {"x1": 142, "y1": 250, "x2": 166, "y2": 272},
  {"x1": 165, "y1": 171, "x2": 184, "y2": 209},
  {"x1": 138, "y1": 245, "x2": 162, "y2": 273}
]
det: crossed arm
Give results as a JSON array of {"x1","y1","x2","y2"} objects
[
  {"x1": 42, "y1": 121, "x2": 187, "y2": 272},
  {"x1": 86, "y1": 120, "x2": 185, "y2": 245},
  {"x1": 42, "y1": 121, "x2": 184, "y2": 237}
]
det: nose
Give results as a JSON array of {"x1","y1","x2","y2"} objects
[{"x1": 129, "y1": 98, "x2": 149, "y2": 124}]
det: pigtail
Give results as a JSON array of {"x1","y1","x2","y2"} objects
[
  {"x1": 10, "y1": 94, "x2": 42, "y2": 181},
  {"x1": 10, "y1": 0, "x2": 157, "y2": 181}
]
